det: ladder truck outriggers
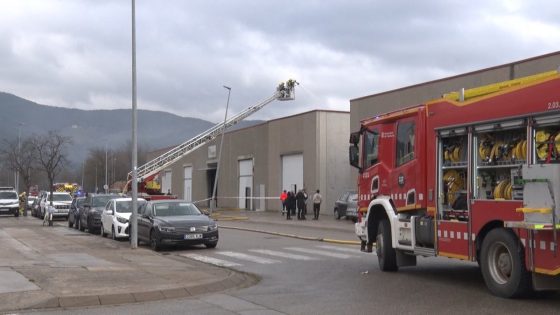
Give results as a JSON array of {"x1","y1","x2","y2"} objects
[
  {"x1": 125, "y1": 79, "x2": 298, "y2": 199},
  {"x1": 349, "y1": 69, "x2": 560, "y2": 298}
]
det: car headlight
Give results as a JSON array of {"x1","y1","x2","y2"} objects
[
  {"x1": 117, "y1": 217, "x2": 128, "y2": 224},
  {"x1": 158, "y1": 226, "x2": 175, "y2": 233},
  {"x1": 208, "y1": 223, "x2": 218, "y2": 231}
]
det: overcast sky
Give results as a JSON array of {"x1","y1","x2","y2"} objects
[{"x1": 1, "y1": 1, "x2": 559, "y2": 123}]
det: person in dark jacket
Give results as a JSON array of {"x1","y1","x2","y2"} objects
[
  {"x1": 285, "y1": 191, "x2": 295, "y2": 220},
  {"x1": 296, "y1": 189, "x2": 306, "y2": 220}
]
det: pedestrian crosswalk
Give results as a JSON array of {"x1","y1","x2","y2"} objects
[{"x1": 180, "y1": 244, "x2": 368, "y2": 268}]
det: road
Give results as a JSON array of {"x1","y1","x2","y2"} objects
[{"x1": 15, "y1": 223, "x2": 560, "y2": 315}]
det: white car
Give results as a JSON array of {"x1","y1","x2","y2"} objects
[
  {"x1": 39, "y1": 192, "x2": 72, "y2": 219},
  {"x1": 100, "y1": 198, "x2": 146, "y2": 240}
]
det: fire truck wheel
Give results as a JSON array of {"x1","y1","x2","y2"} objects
[
  {"x1": 480, "y1": 228, "x2": 532, "y2": 298},
  {"x1": 376, "y1": 219, "x2": 398, "y2": 272}
]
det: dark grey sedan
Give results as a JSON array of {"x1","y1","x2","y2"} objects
[
  {"x1": 334, "y1": 190, "x2": 358, "y2": 222},
  {"x1": 136, "y1": 200, "x2": 218, "y2": 251}
]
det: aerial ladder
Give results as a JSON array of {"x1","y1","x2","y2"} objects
[{"x1": 125, "y1": 79, "x2": 298, "y2": 194}]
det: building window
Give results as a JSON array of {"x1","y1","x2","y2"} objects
[{"x1": 396, "y1": 121, "x2": 415, "y2": 166}]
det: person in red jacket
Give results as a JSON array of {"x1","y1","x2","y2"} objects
[{"x1": 280, "y1": 190, "x2": 287, "y2": 215}]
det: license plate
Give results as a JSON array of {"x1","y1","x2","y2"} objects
[{"x1": 184, "y1": 233, "x2": 202, "y2": 240}]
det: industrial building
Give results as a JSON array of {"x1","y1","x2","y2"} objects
[{"x1": 154, "y1": 110, "x2": 353, "y2": 213}]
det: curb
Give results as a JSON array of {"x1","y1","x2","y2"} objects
[
  {"x1": 220, "y1": 225, "x2": 361, "y2": 245},
  {"x1": 24, "y1": 269, "x2": 258, "y2": 312}
]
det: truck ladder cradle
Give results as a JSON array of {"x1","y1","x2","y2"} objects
[{"x1": 126, "y1": 80, "x2": 298, "y2": 188}]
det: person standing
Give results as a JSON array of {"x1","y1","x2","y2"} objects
[
  {"x1": 296, "y1": 189, "x2": 306, "y2": 220},
  {"x1": 312, "y1": 189, "x2": 322, "y2": 220},
  {"x1": 280, "y1": 190, "x2": 287, "y2": 215},
  {"x1": 285, "y1": 191, "x2": 294, "y2": 220}
]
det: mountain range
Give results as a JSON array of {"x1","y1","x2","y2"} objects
[{"x1": 0, "y1": 92, "x2": 261, "y2": 165}]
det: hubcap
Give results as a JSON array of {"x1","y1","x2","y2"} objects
[{"x1": 488, "y1": 241, "x2": 513, "y2": 285}]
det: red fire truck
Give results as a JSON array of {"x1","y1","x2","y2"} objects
[{"x1": 350, "y1": 69, "x2": 560, "y2": 298}]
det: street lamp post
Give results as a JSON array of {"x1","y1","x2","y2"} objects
[
  {"x1": 105, "y1": 143, "x2": 108, "y2": 193},
  {"x1": 210, "y1": 86, "x2": 231, "y2": 214},
  {"x1": 130, "y1": 0, "x2": 139, "y2": 249}
]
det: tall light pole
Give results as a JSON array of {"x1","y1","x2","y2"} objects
[
  {"x1": 210, "y1": 86, "x2": 231, "y2": 214},
  {"x1": 130, "y1": 0, "x2": 139, "y2": 249},
  {"x1": 105, "y1": 142, "x2": 108, "y2": 193}
]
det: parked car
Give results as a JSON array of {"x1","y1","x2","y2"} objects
[
  {"x1": 0, "y1": 188, "x2": 19, "y2": 217},
  {"x1": 68, "y1": 197, "x2": 85, "y2": 228},
  {"x1": 79, "y1": 194, "x2": 117, "y2": 233},
  {"x1": 26, "y1": 195, "x2": 37, "y2": 210},
  {"x1": 136, "y1": 200, "x2": 218, "y2": 251},
  {"x1": 100, "y1": 198, "x2": 146, "y2": 240},
  {"x1": 334, "y1": 190, "x2": 358, "y2": 222},
  {"x1": 39, "y1": 192, "x2": 73, "y2": 219}
]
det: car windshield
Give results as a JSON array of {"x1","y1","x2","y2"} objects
[
  {"x1": 153, "y1": 202, "x2": 201, "y2": 217},
  {"x1": 0, "y1": 192, "x2": 17, "y2": 199},
  {"x1": 92, "y1": 195, "x2": 113, "y2": 207},
  {"x1": 53, "y1": 194, "x2": 72, "y2": 202},
  {"x1": 116, "y1": 200, "x2": 146, "y2": 213}
]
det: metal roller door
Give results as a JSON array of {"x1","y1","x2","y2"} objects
[{"x1": 282, "y1": 154, "x2": 303, "y2": 194}]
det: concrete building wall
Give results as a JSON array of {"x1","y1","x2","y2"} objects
[
  {"x1": 151, "y1": 110, "x2": 352, "y2": 215},
  {"x1": 350, "y1": 51, "x2": 560, "y2": 132}
]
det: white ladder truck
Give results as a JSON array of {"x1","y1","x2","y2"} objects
[{"x1": 125, "y1": 79, "x2": 298, "y2": 197}]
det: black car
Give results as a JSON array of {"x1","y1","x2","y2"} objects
[
  {"x1": 79, "y1": 194, "x2": 117, "y2": 233},
  {"x1": 334, "y1": 190, "x2": 358, "y2": 222},
  {"x1": 137, "y1": 200, "x2": 218, "y2": 251},
  {"x1": 68, "y1": 197, "x2": 85, "y2": 228}
]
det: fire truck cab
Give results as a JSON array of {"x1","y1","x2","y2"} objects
[{"x1": 350, "y1": 69, "x2": 560, "y2": 297}]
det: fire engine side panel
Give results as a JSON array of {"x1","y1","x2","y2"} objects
[
  {"x1": 531, "y1": 231, "x2": 560, "y2": 275},
  {"x1": 437, "y1": 221, "x2": 469, "y2": 259},
  {"x1": 471, "y1": 200, "x2": 524, "y2": 233}
]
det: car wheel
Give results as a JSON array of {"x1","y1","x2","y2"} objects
[
  {"x1": 351, "y1": 217, "x2": 358, "y2": 223},
  {"x1": 78, "y1": 219, "x2": 85, "y2": 231},
  {"x1": 334, "y1": 208, "x2": 341, "y2": 220},
  {"x1": 376, "y1": 219, "x2": 398, "y2": 272},
  {"x1": 68, "y1": 218, "x2": 73, "y2": 228},
  {"x1": 150, "y1": 230, "x2": 161, "y2": 251},
  {"x1": 480, "y1": 228, "x2": 532, "y2": 298},
  {"x1": 100, "y1": 224, "x2": 106, "y2": 237},
  {"x1": 14, "y1": 210, "x2": 19, "y2": 217},
  {"x1": 205, "y1": 241, "x2": 218, "y2": 249},
  {"x1": 111, "y1": 226, "x2": 116, "y2": 240}
]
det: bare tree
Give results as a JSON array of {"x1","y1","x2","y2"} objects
[
  {"x1": 32, "y1": 131, "x2": 72, "y2": 206},
  {"x1": 0, "y1": 137, "x2": 37, "y2": 215}
]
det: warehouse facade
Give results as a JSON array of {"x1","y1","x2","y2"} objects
[
  {"x1": 157, "y1": 110, "x2": 353, "y2": 214},
  {"x1": 350, "y1": 51, "x2": 560, "y2": 132}
]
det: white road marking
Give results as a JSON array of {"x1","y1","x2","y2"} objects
[
  {"x1": 316, "y1": 245, "x2": 366, "y2": 254},
  {"x1": 285, "y1": 247, "x2": 358, "y2": 259},
  {"x1": 180, "y1": 254, "x2": 242, "y2": 267},
  {"x1": 248, "y1": 249, "x2": 319, "y2": 261},
  {"x1": 216, "y1": 251, "x2": 281, "y2": 264}
]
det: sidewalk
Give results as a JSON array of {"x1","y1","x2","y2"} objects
[{"x1": 0, "y1": 216, "x2": 256, "y2": 313}]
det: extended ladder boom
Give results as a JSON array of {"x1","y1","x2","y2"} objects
[{"x1": 127, "y1": 79, "x2": 298, "y2": 185}]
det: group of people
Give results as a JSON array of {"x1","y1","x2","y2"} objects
[{"x1": 280, "y1": 189, "x2": 322, "y2": 220}]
